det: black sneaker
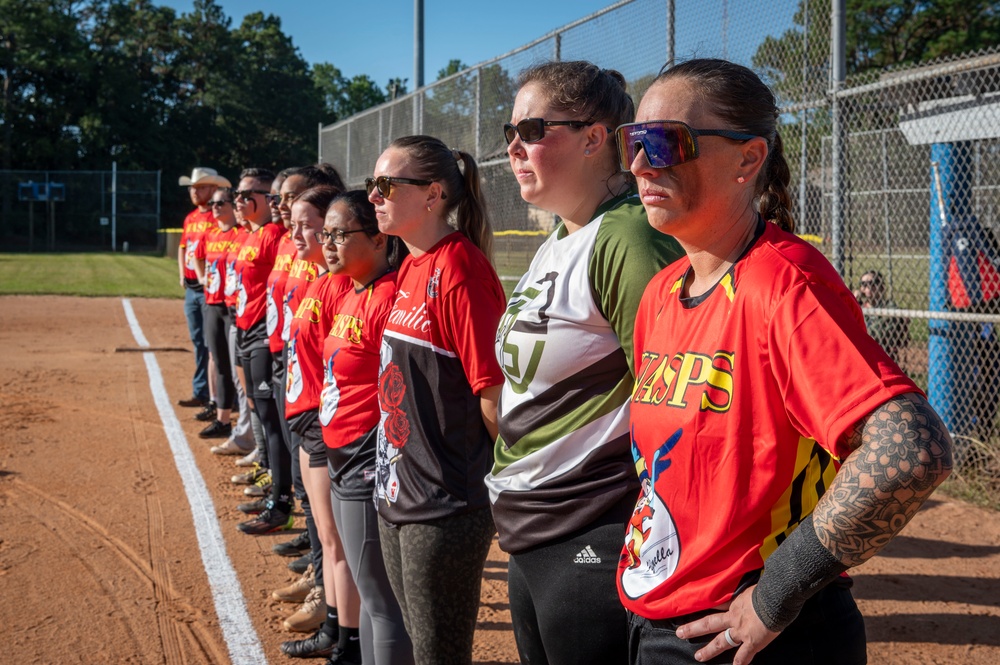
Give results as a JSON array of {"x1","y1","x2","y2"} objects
[
  {"x1": 288, "y1": 553, "x2": 311, "y2": 574},
  {"x1": 178, "y1": 396, "x2": 208, "y2": 408},
  {"x1": 273, "y1": 531, "x2": 311, "y2": 557},
  {"x1": 195, "y1": 401, "x2": 217, "y2": 422},
  {"x1": 280, "y1": 629, "x2": 337, "y2": 659},
  {"x1": 198, "y1": 420, "x2": 232, "y2": 439},
  {"x1": 326, "y1": 645, "x2": 362, "y2": 665},
  {"x1": 237, "y1": 498, "x2": 268, "y2": 514},
  {"x1": 237, "y1": 508, "x2": 292, "y2": 535}
]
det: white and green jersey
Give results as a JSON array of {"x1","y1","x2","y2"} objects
[{"x1": 486, "y1": 191, "x2": 682, "y2": 553}]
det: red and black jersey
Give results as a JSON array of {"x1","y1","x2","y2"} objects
[
  {"x1": 618, "y1": 221, "x2": 919, "y2": 619},
  {"x1": 285, "y1": 272, "x2": 351, "y2": 418},
  {"x1": 374, "y1": 232, "x2": 506, "y2": 524},
  {"x1": 320, "y1": 272, "x2": 397, "y2": 500},
  {"x1": 234, "y1": 223, "x2": 285, "y2": 330},
  {"x1": 266, "y1": 233, "x2": 297, "y2": 352},
  {"x1": 179, "y1": 208, "x2": 214, "y2": 285}
]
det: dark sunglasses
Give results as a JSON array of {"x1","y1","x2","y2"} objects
[
  {"x1": 859, "y1": 280, "x2": 877, "y2": 287},
  {"x1": 210, "y1": 200, "x2": 232, "y2": 208},
  {"x1": 503, "y1": 118, "x2": 594, "y2": 144},
  {"x1": 234, "y1": 189, "x2": 270, "y2": 201},
  {"x1": 264, "y1": 193, "x2": 282, "y2": 205},
  {"x1": 365, "y1": 176, "x2": 443, "y2": 200},
  {"x1": 614, "y1": 120, "x2": 758, "y2": 171},
  {"x1": 316, "y1": 228, "x2": 368, "y2": 245}
]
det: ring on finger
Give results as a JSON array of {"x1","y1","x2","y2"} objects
[{"x1": 724, "y1": 628, "x2": 740, "y2": 648}]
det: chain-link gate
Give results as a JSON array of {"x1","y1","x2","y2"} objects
[{"x1": 319, "y1": 0, "x2": 1000, "y2": 461}]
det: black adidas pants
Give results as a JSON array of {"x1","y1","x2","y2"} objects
[{"x1": 506, "y1": 495, "x2": 633, "y2": 665}]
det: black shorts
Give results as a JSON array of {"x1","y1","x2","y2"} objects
[{"x1": 287, "y1": 409, "x2": 327, "y2": 468}]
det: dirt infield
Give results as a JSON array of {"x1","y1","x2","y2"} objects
[{"x1": 0, "y1": 295, "x2": 998, "y2": 664}]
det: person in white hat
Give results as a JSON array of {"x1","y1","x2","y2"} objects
[{"x1": 177, "y1": 167, "x2": 232, "y2": 409}]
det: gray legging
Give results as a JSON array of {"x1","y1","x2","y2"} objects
[
  {"x1": 225, "y1": 311, "x2": 258, "y2": 450},
  {"x1": 378, "y1": 507, "x2": 495, "y2": 665},
  {"x1": 331, "y1": 492, "x2": 413, "y2": 665}
]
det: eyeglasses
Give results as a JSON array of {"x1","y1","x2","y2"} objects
[
  {"x1": 614, "y1": 120, "x2": 759, "y2": 171},
  {"x1": 234, "y1": 189, "x2": 270, "y2": 201},
  {"x1": 316, "y1": 229, "x2": 368, "y2": 245},
  {"x1": 264, "y1": 193, "x2": 281, "y2": 205},
  {"x1": 365, "y1": 176, "x2": 437, "y2": 200},
  {"x1": 503, "y1": 118, "x2": 595, "y2": 145},
  {"x1": 859, "y1": 280, "x2": 877, "y2": 287},
  {"x1": 210, "y1": 200, "x2": 232, "y2": 208}
]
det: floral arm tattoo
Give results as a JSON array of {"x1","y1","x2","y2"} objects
[{"x1": 811, "y1": 392, "x2": 953, "y2": 567}]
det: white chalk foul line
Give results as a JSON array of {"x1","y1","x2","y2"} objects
[{"x1": 121, "y1": 298, "x2": 265, "y2": 665}]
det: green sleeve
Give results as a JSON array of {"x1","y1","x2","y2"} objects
[{"x1": 589, "y1": 197, "x2": 684, "y2": 374}]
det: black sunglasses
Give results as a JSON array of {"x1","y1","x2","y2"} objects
[
  {"x1": 615, "y1": 120, "x2": 758, "y2": 171},
  {"x1": 210, "y1": 200, "x2": 232, "y2": 208},
  {"x1": 365, "y1": 176, "x2": 444, "y2": 200},
  {"x1": 503, "y1": 118, "x2": 595, "y2": 145},
  {"x1": 234, "y1": 189, "x2": 270, "y2": 201}
]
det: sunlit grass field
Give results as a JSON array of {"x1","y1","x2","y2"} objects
[{"x1": 0, "y1": 253, "x2": 181, "y2": 298}]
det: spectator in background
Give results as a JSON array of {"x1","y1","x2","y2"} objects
[
  {"x1": 177, "y1": 167, "x2": 231, "y2": 409},
  {"x1": 854, "y1": 270, "x2": 909, "y2": 364}
]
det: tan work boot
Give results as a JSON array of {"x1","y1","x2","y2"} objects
[
  {"x1": 271, "y1": 564, "x2": 314, "y2": 603},
  {"x1": 283, "y1": 585, "x2": 326, "y2": 633}
]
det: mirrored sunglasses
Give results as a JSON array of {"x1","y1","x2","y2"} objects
[{"x1": 614, "y1": 120, "x2": 758, "y2": 171}]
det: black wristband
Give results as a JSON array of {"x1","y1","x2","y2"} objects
[{"x1": 751, "y1": 514, "x2": 848, "y2": 632}]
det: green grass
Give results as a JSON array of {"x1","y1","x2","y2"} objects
[{"x1": 0, "y1": 253, "x2": 181, "y2": 298}]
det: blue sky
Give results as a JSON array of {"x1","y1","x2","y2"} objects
[{"x1": 158, "y1": 0, "x2": 620, "y2": 89}]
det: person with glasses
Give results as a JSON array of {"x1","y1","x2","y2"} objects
[
  {"x1": 853, "y1": 270, "x2": 910, "y2": 364},
  {"x1": 618, "y1": 59, "x2": 952, "y2": 665},
  {"x1": 232, "y1": 167, "x2": 297, "y2": 536},
  {"x1": 484, "y1": 61, "x2": 683, "y2": 665},
  {"x1": 368, "y1": 135, "x2": 505, "y2": 665},
  {"x1": 191, "y1": 189, "x2": 246, "y2": 444},
  {"x1": 268, "y1": 164, "x2": 348, "y2": 593},
  {"x1": 176, "y1": 167, "x2": 231, "y2": 411}
]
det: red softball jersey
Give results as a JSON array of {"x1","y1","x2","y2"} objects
[
  {"x1": 224, "y1": 228, "x2": 249, "y2": 310},
  {"x1": 179, "y1": 208, "x2": 214, "y2": 283},
  {"x1": 234, "y1": 222, "x2": 285, "y2": 330},
  {"x1": 266, "y1": 233, "x2": 297, "y2": 353},
  {"x1": 199, "y1": 226, "x2": 239, "y2": 306},
  {"x1": 618, "y1": 220, "x2": 920, "y2": 620},
  {"x1": 374, "y1": 232, "x2": 506, "y2": 524},
  {"x1": 282, "y1": 257, "x2": 322, "y2": 347},
  {"x1": 320, "y1": 272, "x2": 397, "y2": 500},
  {"x1": 285, "y1": 271, "x2": 351, "y2": 418}
]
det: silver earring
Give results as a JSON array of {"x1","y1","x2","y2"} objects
[
  {"x1": 584, "y1": 150, "x2": 591, "y2": 156},
  {"x1": 737, "y1": 176, "x2": 746, "y2": 184},
  {"x1": 426, "y1": 205, "x2": 432, "y2": 212}
]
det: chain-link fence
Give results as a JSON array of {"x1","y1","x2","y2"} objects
[
  {"x1": 319, "y1": 0, "x2": 1000, "y2": 452},
  {"x1": 0, "y1": 170, "x2": 162, "y2": 252}
]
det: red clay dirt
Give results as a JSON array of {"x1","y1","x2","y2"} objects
[{"x1": 0, "y1": 295, "x2": 997, "y2": 664}]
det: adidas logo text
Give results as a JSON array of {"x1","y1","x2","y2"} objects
[{"x1": 573, "y1": 545, "x2": 601, "y2": 564}]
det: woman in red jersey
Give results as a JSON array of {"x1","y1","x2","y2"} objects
[
  {"x1": 232, "y1": 168, "x2": 294, "y2": 535},
  {"x1": 275, "y1": 186, "x2": 360, "y2": 662},
  {"x1": 617, "y1": 59, "x2": 953, "y2": 665},
  {"x1": 194, "y1": 188, "x2": 242, "y2": 441},
  {"x1": 368, "y1": 135, "x2": 505, "y2": 665}
]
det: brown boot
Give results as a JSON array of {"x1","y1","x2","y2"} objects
[
  {"x1": 282, "y1": 585, "x2": 326, "y2": 633},
  {"x1": 271, "y1": 564, "x2": 314, "y2": 603}
]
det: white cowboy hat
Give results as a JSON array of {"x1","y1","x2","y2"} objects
[{"x1": 178, "y1": 167, "x2": 232, "y2": 188}]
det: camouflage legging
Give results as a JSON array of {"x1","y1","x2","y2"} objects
[{"x1": 378, "y1": 508, "x2": 496, "y2": 665}]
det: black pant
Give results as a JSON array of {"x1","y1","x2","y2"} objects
[
  {"x1": 627, "y1": 582, "x2": 866, "y2": 665},
  {"x1": 506, "y1": 496, "x2": 633, "y2": 665},
  {"x1": 202, "y1": 302, "x2": 235, "y2": 411},
  {"x1": 240, "y1": 328, "x2": 291, "y2": 505}
]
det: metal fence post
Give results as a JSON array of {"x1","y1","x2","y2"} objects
[{"x1": 830, "y1": 0, "x2": 846, "y2": 275}]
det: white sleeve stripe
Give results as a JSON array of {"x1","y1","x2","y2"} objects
[{"x1": 383, "y1": 329, "x2": 458, "y2": 358}]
